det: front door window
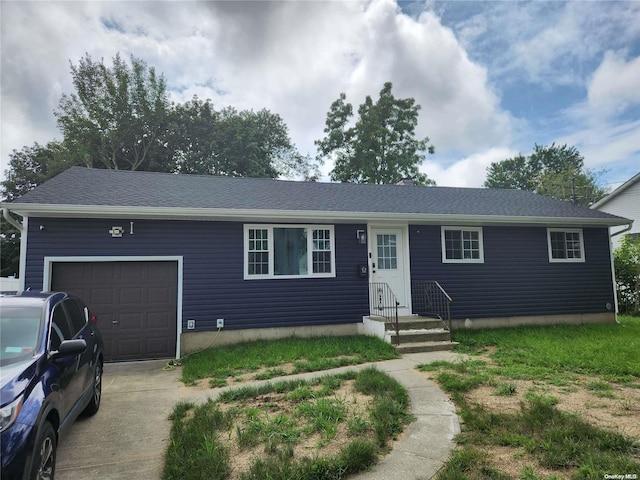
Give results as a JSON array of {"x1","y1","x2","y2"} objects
[{"x1": 377, "y1": 234, "x2": 398, "y2": 269}]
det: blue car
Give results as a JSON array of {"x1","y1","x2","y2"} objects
[{"x1": 1, "y1": 292, "x2": 104, "y2": 480}]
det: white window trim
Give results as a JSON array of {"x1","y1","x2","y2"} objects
[
  {"x1": 547, "y1": 228, "x2": 586, "y2": 263},
  {"x1": 441, "y1": 226, "x2": 485, "y2": 264},
  {"x1": 244, "y1": 224, "x2": 336, "y2": 279}
]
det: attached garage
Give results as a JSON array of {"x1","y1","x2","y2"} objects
[{"x1": 50, "y1": 260, "x2": 179, "y2": 361}]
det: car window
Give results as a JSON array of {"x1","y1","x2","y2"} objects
[
  {"x1": 0, "y1": 306, "x2": 43, "y2": 365},
  {"x1": 63, "y1": 299, "x2": 87, "y2": 336},
  {"x1": 49, "y1": 304, "x2": 73, "y2": 351}
]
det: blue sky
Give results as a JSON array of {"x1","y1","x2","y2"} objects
[{"x1": 1, "y1": 0, "x2": 639, "y2": 192}]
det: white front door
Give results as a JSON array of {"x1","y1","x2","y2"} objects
[{"x1": 370, "y1": 228, "x2": 408, "y2": 309}]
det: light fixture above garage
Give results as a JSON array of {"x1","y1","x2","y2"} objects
[{"x1": 109, "y1": 226, "x2": 124, "y2": 238}]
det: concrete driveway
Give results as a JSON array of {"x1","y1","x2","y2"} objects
[{"x1": 55, "y1": 360, "x2": 183, "y2": 480}]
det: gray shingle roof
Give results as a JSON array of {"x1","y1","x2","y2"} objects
[{"x1": 5, "y1": 167, "x2": 629, "y2": 225}]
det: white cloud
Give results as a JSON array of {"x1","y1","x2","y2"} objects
[
  {"x1": 587, "y1": 51, "x2": 640, "y2": 118},
  {"x1": 422, "y1": 147, "x2": 517, "y2": 188},
  {"x1": 1, "y1": 0, "x2": 510, "y2": 180},
  {"x1": 446, "y1": 1, "x2": 640, "y2": 88},
  {"x1": 556, "y1": 50, "x2": 640, "y2": 175},
  {"x1": 345, "y1": 1, "x2": 511, "y2": 153},
  {"x1": 558, "y1": 120, "x2": 640, "y2": 170}
]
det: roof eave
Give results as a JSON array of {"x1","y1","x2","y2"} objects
[{"x1": 2, "y1": 203, "x2": 630, "y2": 227}]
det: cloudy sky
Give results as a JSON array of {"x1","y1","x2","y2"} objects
[{"x1": 1, "y1": 0, "x2": 639, "y2": 190}]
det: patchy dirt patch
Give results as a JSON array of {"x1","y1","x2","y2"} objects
[
  {"x1": 463, "y1": 376, "x2": 640, "y2": 440},
  {"x1": 420, "y1": 354, "x2": 640, "y2": 441},
  {"x1": 419, "y1": 352, "x2": 640, "y2": 479},
  {"x1": 220, "y1": 382, "x2": 375, "y2": 479},
  {"x1": 484, "y1": 445, "x2": 574, "y2": 479}
]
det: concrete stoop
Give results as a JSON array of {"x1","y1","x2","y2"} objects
[
  {"x1": 395, "y1": 340, "x2": 459, "y2": 354},
  {"x1": 387, "y1": 316, "x2": 458, "y2": 354}
]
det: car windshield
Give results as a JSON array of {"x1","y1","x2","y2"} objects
[{"x1": 0, "y1": 306, "x2": 43, "y2": 366}]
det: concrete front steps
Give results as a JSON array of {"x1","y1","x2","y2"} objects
[{"x1": 385, "y1": 316, "x2": 458, "y2": 354}]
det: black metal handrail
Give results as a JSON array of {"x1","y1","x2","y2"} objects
[
  {"x1": 368, "y1": 282, "x2": 400, "y2": 345},
  {"x1": 411, "y1": 281, "x2": 453, "y2": 331}
]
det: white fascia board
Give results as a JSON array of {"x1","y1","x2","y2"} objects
[{"x1": 2, "y1": 203, "x2": 630, "y2": 227}]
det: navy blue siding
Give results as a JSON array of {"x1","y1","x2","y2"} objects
[
  {"x1": 409, "y1": 225, "x2": 615, "y2": 319},
  {"x1": 25, "y1": 218, "x2": 370, "y2": 331}
]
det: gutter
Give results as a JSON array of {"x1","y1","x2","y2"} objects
[
  {"x1": 0, "y1": 203, "x2": 631, "y2": 228},
  {"x1": 2, "y1": 208, "x2": 23, "y2": 232}
]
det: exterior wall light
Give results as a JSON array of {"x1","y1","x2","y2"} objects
[{"x1": 357, "y1": 230, "x2": 366, "y2": 244}]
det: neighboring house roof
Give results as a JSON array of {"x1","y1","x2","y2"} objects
[
  {"x1": 592, "y1": 171, "x2": 640, "y2": 209},
  {"x1": 3, "y1": 167, "x2": 630, "y2": 226}
]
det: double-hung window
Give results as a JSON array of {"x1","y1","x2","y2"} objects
[
  {"x1": 441, "y1": 227, "x2": 484, "y2": 263},
  {"x1": 547, "y1": 228, "x2": 585, "y2": 262},
  {"x1": 245, "y1": 225, "x2": 335, "y2": 279}
]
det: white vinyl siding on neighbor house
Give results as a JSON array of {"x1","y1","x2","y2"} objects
[
  {"x1": 244, "y1": 225, "x2": 335, "y2": 279},
  {"x1": 593, "y1": 174, "x2": 639, "y2": 251},
  {"x1": 441, "y1": 227, "x2": 484, "y2": 263},
  {"x1": 547, "y1": 228, "x2": 585, "y2": 262}
]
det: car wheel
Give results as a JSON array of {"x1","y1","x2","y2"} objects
[
  {"x1": 26, "y1": 421, "x2": 56, "y2": 480},
  {"x1": 82, "y1": 361, "x2": 102, "y2": 416}
]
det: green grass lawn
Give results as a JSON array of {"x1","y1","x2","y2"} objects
[
  {"x1": 180, "y1": 335, "x2": 399, "y2": 386},
  {"x1": 453, "y1": 316, "x2": 640, "y2": 384},
  {"x1": 419, "y1": 316, "x2": 640, "y2": 480}
]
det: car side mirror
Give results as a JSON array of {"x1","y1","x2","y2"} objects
[{"x1": 52, "y1": 339, "x2": 87, "y2": 359}]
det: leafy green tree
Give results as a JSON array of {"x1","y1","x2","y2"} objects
[
  {"x1": 1, "y1": 141, "x2": 74, "y2": 201},
  {"x1": 484, "y1": 143, "x2": 607, "y2": 206},
  {"x1": 0, "y1": 217, "x2": 20, "y2": 277},
  {"x1": 614, "y1": 235, "x2": 640, "y2": 315},
  {"x1": 316, "y1": 82, "x2": 435, "y2": 185},
  {"x1": 168, "y1": 96, "x2": 220, "y2": 175},
  {"x1": 55, "y1": 53, "x2": 171, "y2": 171},
  {"x1": 169, "y1": 98, "x2": 317, "y2": 179},
  {"x1": 1, "y1": 141, "x2": 77, "y2": 276}
]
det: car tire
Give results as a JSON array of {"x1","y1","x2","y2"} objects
[
  {"x1": 82, "y1": 361, "x2": 102, "y2": 416},
  {"x1": 24, "y1": 421, "x2": 56, "y2": 480}
]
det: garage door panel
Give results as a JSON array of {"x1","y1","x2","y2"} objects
[
  {"x1": 90, "y1": 288, "x2": 114, "y2": 305},
  {"x1": 148, "y1": 286, "x2": 172, "y2": 303},
  {"x1": 119, "y1": 313, "x2": 143, "y2": 330},
  {"x1": 146, "y1": 338, "x2": 173, "y2": 355},
  {"x1": 91, "y1": 265, "x2": 116, "y2": 281},
  {"x1": 51, "y1": 261, "x2": 178, "y2": 361},
  {"x1": 147, "y1": 312, "x2": 172, "y2": 329},
  {"x1": 118, "y1": 339, "x2": 143, "y2": 359},
  {"x1": 103, "y1": 338, "x2": 115, "y2": 357},
  {"x1": 120, "y1": 268, "x2": 143, "y2": 280},
  {"x1": 119, "y1": 287, "x2": 144, "y2": 305}
]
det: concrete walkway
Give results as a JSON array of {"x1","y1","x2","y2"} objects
[{"x1": 56, "y1": 351, "x2": 461, "y2": 480}]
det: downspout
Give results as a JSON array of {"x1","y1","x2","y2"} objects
[
  {"x1": 608, "y1": 222, "x2": 634, "y2": 323},
  {"x1": 2, "y1": 208, "x2": 26, "y2": 291}
]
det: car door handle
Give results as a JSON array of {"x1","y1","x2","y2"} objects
[{"x1": 112, "y1": 320, "x2": 119, "y2": 324}]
